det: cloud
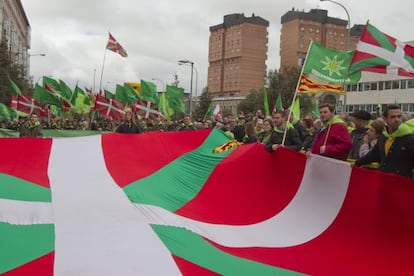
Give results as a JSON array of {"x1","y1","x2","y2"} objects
[{"x1": 21, "y1": 0, "x2": 414, "y2": 94}]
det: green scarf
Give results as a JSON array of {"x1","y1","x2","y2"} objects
[
  {"x1": 29, "y1": 121, "x2": 40, "y2": 129},
  {"x1": 322, "y1": 115, "x2": 345, "y2": 129},
  {"x1": 383, "y1": 123, "x2": 412, "y2": 138},
  {"x1": 262, "y1": 132, "x2": 272, "y2": 144}
]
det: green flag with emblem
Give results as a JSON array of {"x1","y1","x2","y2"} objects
[{"x1": 298, "y1": 42, "x2": 361, "y2": 94}]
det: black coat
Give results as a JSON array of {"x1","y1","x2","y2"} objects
[
  {"x1": 293, "y1": 121, "x2": 313, "y2": 150},
  {"x1": 115, "y1": 122, "x2": 142, "y2": 134},
  {"x1": 349, "y1": 127, "x2": 369, "y2": 160},
  {"x1": 355, "y1": 133, "x2": 414, "y2": 178},
  {"x1": 261, "y1": 128, "x2": 302, "y2": 152}
]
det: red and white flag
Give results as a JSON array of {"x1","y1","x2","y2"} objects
[
  {"x1": 14, "y1": 94, "x2": 44, "y2": 115},
  {"x1": 44, "y1": 84, "x2": 72, "y2": 112},
  {"x1": 350, "y1": 22, "x2": 414, "y2": 77},
  {"x1": 134, "y1": 100, "x2": 163, "y2": 120},
  {"x1": 106, "y1": 33, "x2": 128, "y2": 58},
  {"x1": 93, "y1": 95, "x2": 125, "y2": 119},
  {"x1": 1, "y1": 130, "x2": 413, "y2": 275},
  {"x1": 213, "y1": 104, "x2": 222, "y2": 121}
]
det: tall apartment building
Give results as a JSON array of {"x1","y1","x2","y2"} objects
[
  {"x1": 208, "y1": 13, "x2": 269, "y2": 115},
  {"x1": 280, "y1": 8, "x2": 363, "y2": 69},
  {"x1": 0, "y1": 0, "x2": 30, "y2": 76}
]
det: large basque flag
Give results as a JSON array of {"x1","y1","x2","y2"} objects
[{"x1": 0, "y1": 129, "x2": 413, "y2": 275}]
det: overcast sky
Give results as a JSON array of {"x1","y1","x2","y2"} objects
[{"x1": 20, "y1": 0, "x2": 413, "y2": 95}]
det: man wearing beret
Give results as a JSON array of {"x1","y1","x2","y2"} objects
[{"x1": 348, "y1": 110, "x2": 371, "y2": 160}]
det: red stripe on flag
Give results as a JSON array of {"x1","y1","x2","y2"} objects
[
  {"x1": 2, "y1": 252, "x2": 54, "y2": 276},
  {"x1": 176, "y1": 144, "x2": 304, "y2": 224},
  {"x1": 173, "y1": 255, "x2": 221, "y2": 276},
  {"x1": 102, "y1": 129, "x2": 211, "y2": 188},
  {"x1": 202, "y1": 161, "x2": 414, "y2": 275},
  {"x1": 0, "y1": 138, "x2": 52, "y2": 188}
]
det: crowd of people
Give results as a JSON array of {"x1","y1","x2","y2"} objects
[{"x1": 2, "y1": 103, "x2": 414, "y2": 179}]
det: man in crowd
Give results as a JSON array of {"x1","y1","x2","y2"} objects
[
  {"x1": 175, "y1": 114, "x2": 198, "y2": 131},
  {"x1": 19, "y1": 113, "x2": 43, "y2": 138},
  {"x1": 289, "y1": 112, "x2": 313, "y2": 151},
  {"x1": 355, "y1": 104, "x2": 414, "y2": 178},
  {"x1": 308, "y1": 103, "x2": 352, "y2": 161},
  {"x1": 231, "y1": 115, "x2": 246, "y2": 142},
  {"x1": 348, "y1": 110, "x2": 371, "y2": 160},
  {"x1": 115, "y1": 111, "x2": 142, "y2": 134},
  {"x1": 267, "y1": 111, "x2": 302, "y2": 152}
]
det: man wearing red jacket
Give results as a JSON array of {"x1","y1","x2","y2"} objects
[{"x1": 308, "y1": 103, "x2": 352, "y2": 161}]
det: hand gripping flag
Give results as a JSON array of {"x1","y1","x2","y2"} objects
[
  {"x1": 350, "y1": 22, "x2": 414, "y2": 77},
  {"x1": 106, "y1": 33, "x2": 128, "y2": 58},
  {"x1": 1, "y1": 130, "x2": 413, "y2": 275}
]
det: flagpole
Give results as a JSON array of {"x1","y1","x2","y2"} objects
[
  {"x1": 341, "y1": 20, "x2": 368, "y2": 113},
  {"x1": 99, "y1": 38, "x2": 109, "y2": 94},
  {"x1": 281, "y1": 41, "x2": 314, "y2": 146}
]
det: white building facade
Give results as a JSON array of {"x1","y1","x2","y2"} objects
[{"x1": 344, "y1": 71, "x2": 414, "y2": 114}]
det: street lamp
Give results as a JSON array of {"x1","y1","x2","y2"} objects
[
  {"x1": 151, "y1": 78, "x2": 165, "y2": 92},
  {"x1": 320, "y1": 0, "x2": 351, "y2": 50},
  {"x1": 29, "y1": 53, "x2": 46, "y2": 57},
  {"x1": 178, "y1": 59, "x2": 194, "y2": 116}
]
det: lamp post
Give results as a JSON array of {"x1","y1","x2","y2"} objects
[
  {"x1": 178, "y1": 59, "x2": 194, "y2": 116},
  {"x1": 180, "y1": 65, "x2": 198, "y2": 109},
  {"x1": 151, "y1": 78, "x2": 165, "y2": 92},
  {"x1": 320, "y1": 0, "x2": 351, "y2": 50}
]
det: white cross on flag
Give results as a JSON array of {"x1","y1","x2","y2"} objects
[{"x1": 106, "y1": 33, "x2": 128, "y2": 58}]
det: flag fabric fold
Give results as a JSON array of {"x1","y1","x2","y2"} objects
[
  {"x1": 165, "y1": 85, "x2": 185, "y2": 115},
  {"x1": 263, "y1": 86, "x2": 270, "y2": 117},
  {"x1": 1, "y1": 130, "x2": 413, "y2": 275},
  {"x1": 8, "y1": 78, "x2": 21, "y2": 96}
]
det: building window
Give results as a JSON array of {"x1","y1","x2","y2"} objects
[
  {"x1": 408, "y1": 79, "x2": 414, "y2": 88},
  {"x1": 400, "y1": 80, "x2": 406, "y2": 89},
  {"x1": 402, "y1": 104, "x2": 410, "y2": 112},
  {"x1": 370, "y1": 82, "x2": 378, "y2": 90},
  {"x1": 392, "y1": 80, "x2": 399, "y2": 89},
  {"x1": 351, "y1": 84, "x2": 358, "y2": 91},
  {"x1": 379, "y1": 82, "x2": 384, "y2": 90}
]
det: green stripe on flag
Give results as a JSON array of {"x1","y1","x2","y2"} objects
[
  {"x1": 0, "y1": 223, "x2": 54, "y2": 274},
  {"x1": 367, "y1": 23, "x2": 394, "y2": 52},
  {"x1": 152, "y1": 225, "x2": 305, "y2": 276},
  {"x1": 0, "y1": 174, "x2": 51, "y2": 202},
  {"x1": 350, "y1": 56, "x2": 389, "y2": 71},
  {"x1": 124, "y1": 130, "x2": 233, "y2": 211}
]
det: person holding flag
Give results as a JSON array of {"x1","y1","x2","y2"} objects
[
  {"x1": 355, "y1": 104, "x2": 414, "y2": 178},
  {"x1": 307, "y1": 103, "x2": 352, "y2": 161}
]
